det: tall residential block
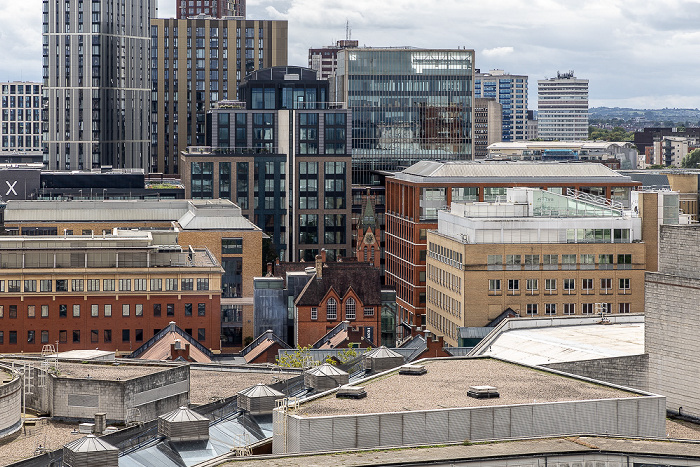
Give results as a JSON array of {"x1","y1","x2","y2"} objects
[
  {"x1": 181, "y1": 67, "x2": 352, "y2": 262},
  {"x1": 474, "y1": 69, "x2": 528, "y2": 142},
  {"x1": 1, "y1": 83, "x2": 43, "y2": 163},
  {"x1": 335, "y1": 48, "x2": 475, "y2": 185},
  {"x1": 177, "y1": 0, "x2": 245, "y2": 19},
  {"x1": 537, "y1": 71, "x2": 589, "y2": 141},
  {"x1": 150, "y1": 18, "x2": 287, "y2": 174},
  {"x1": 43, "y1": 0, "x2": 156, "y2": 170},
  {"x1": 308, "y1": 39, "x2": 358, "y2": 80}
]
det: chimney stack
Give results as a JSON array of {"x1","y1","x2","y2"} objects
[
  {"x1": 315, "y1": 254, "x2": 323, "y2": 279},
  {"x1": 320, "y1": 249, "x2": 327, "y2": 263},
  {"x1": 266, "y1": 262, "x2": 273, "y2": 275},
  {"x1": 94, "y1": 413, "x2": 106, "y2": 435}
]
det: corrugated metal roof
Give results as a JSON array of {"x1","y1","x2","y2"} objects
[
  {"x1": 363, "y1": 346, "x2": 403, "y2": 359},
  {"x1": 65, "y1": 434, "x2": 118, "y2": 453},
  {"x1": 238, "y1": 383, "x2": 284, "y2": 398},
  {"x1": 159, "y1": 406, "x2": 209, "y2": 423},
  {"x1": 304, "y1": 363, "x2": 348, "y2": 377},
  {"x1": 395, "y1": 161, "x2": 631, "y2": 182}
]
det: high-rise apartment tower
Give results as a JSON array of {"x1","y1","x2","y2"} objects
[
  {"x1": 177, "y1": 0, "x2": 245, "y2": 19},
  {"x1": 537, "y1": 71, "x2": 589, "y2": 141},
  {"x1": 43, "y1": 0, "x2": 156, "y2": 170},
  {"x1": 474, "y1": 69, "x2": 528, "y2": 142}
]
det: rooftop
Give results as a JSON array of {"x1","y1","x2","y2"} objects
[
  {"x1": 296, "y1": 358, "x2": 641, "y2": 418},
  {"x1": 394, "y1": 161, "x2": 634, "y2": 183},
  {"x1": 2, "y1": 358, "x2": 170, "y2": 381},
  {"x1": 189, "y1": 368, "x2": 296, "y2": 405}
]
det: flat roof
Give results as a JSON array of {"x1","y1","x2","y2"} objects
[
  {"x1": 190, "y1": 368, "x2": 296, "y2": 405},
  {"x1": 296, "y1": 358, "x2": 641, "y2": 418},
  {"x1": 4, "y1": 358, "x2": 170, "y2": 380}
]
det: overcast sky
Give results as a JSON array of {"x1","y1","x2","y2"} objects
[{"x1": 2, "y1": 0, "x2": 700, "y2": 109}]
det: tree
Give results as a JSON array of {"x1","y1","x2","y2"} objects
[{"x1": 681, "y1": 148, "x2": 700, "y2": 168}]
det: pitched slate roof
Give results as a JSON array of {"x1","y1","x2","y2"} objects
[{"x1": 295, "y1": 262, "x2": 381, "y2": 307}]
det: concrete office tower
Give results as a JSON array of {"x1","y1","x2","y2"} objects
[
  {"x1": 335, "y1": 48, "x2": 475, "y2": 185},
  {"x1": 151, "y1": 18, "x2": 287, "y2": 174},
  {"x1": 473, "y1": 98, "x2": 502, "y2": 158},
  {"x1": 1, "y1": 82, "x2": 44, "y2": 164},
  {"x1": 177, "y1": 0, "x2": 245, "y2": 19},
  {"x1": 537, "y1": 71, "x2": 589, "y2": 141},
  {"x1": 43, "y1": 0, "x2": 156, "y2": 170},
  {"x1": 474, "y1": 70, "x2": 528, "y2": 142}
]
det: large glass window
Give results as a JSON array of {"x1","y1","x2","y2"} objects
[
  {"x1": 324, "y1": 214, "x2": 346, "y2": 245},
  {"x1": 299, "y1": 161, "x2": 318, "y2": 209},
  {"x1": 222, "y1": 238, "x2": 243, "y2": 254},
  {"x1": 324, "y1": 162, "x2": 346, "y2": 209},
  {"x1": 299, "y1": 214, "x2": 318, "y2": 244}
]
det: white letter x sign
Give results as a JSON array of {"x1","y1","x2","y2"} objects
[{"x1": 5, "y1": 181, "x2": 17, "y2": 196}]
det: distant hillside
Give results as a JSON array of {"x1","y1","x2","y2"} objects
[{"x1": 590, "y1": 107, "x2": 700, "y2": 124}]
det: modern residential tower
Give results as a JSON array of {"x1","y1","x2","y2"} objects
[
  {"x1": 1, "y1": 82, "x2": 44, "y2": 164},
  {"x1": 537, "y1": 71, "x2": 589, "y2": 141},
  {"x1": 43, "y1": 0, "x2": 156, "y2": 170},
  {"x1": 176, "y1": 0, "x2": 245, "y2": 19},
  {"x1": 474, "y1": 69, "x2": 528, "y2": 142}
]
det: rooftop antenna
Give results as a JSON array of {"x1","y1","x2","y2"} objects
[{"x1": 346, "y1": 20, "x2": 351, "y2": 41}]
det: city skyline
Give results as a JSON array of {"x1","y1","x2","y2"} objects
[{"x1": 1, "y1": 0, "x2": 699, "y2": 109}]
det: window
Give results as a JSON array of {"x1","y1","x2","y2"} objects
[
  {"x1": 0, "y1": 305, "x2": 3, "y2": 318},
  {"x1": 27, "y1": 305, "x2": 35, "y2": 318},
  {"x1": 135, "y1": 329, "x2": 143, "y2": 342},
  {"x1": 487, "y1": 255, "x2": 503, "y2": 270},
  {"x1": 73, "y1": 304, "x2": 80, "y2": 317},
  {"x1": 0, "y1": 332, "x2": 3, "y2": 344},
  {"x1": 545, "y1": 303, "x2": 556, "y2": 315},
  {"x1": 198, "y1": 303, "x2": 206, "y2": 316},
  {"x1": 9, "y1": 331, "x2": 16, "y2": 344},
  {"x1": 119, "y1": 279, "x2": 131, "y2": 291},
  {"x1": 104, "y1": 304, "x2": 112, "y2": 317},
  {"x1": 562, "y1": 254, "x2": 576, "y2": 270},
  {"x1": 543, "y1": 255, "x2": 558, "y2": 270},
  {"x1": 580, "y1": 254, "x2": 595, "y2": 270},
  {"x1": 563, "y1": 279, "x2": 575, "y2": 293},
  {"x1": 198, "y1": 328, "x2": 206, "y2": 341},
  {"x1": 545, "y1": 279, "x2": 557, "y2": 293},
  {"x1": 582, "y1": 279, "x2": 593, "y2": 293},
  {"x1": 222, "y1": 238, "x2": 243, "y2": 254},
  {"x1": 181, "y1": 278, "x2": 194, "y2": 290},
  {"x1": 197, "y1": 278, "x2": 209, "y2": 290},
  {"x1": 619, "y1": 303, "x2": 630, "y2": 313},
  {"x1": 345, "y1": 297, "x2": 356, "y2": 320},
  {"x1": 364, "y1": 307, "x2": 374, "y2": 316},
  {"x1": 489, "y1": 279, "x2": 501, "y2": 293},
  {"x1": 151, "y1": 278, "x2": 162, "y2": 291},
  {"x1": 59, "y1": 330, "x2": 67, "y2": 343},
  {"x1": 40, "y1": 280, "x2": 52, "y2": 292},
  {"x1": 526, "y1": 304, "x2": 538, "y2": 315},
  {"x1": 41, "y1": 305, "x2": 48, "y2": 317},
  {"x1": 41, "y1": 330, "x2": 48, "y2": 343},
  {"x1": 310, "y1": 307, "x2": 317, "y2": 320},
  {"x1": 72, "y1": 279, "x2": 84, "y2": 292},
  {"x1": 24, "y1": 280, "x2": 36, "y2": 292},
  {"x1": 327, "y1": 297, "x2": 337, "y2": 320},
  {"x1": 59, "y1": 304, "x2": 67, "y2": 318},
  {"x1": 87, "y1": 279, "x2": 99, "y2": 291},
  {"x1": 526, "y1": 279, "x2": 538, "y2": 293},
  {"x1": 617, "y1": 254, "x2": 632, "y2": 270},
  {"x1": 104, "y1": 329, "x2": 112, "y2": 342},
  {"x1": 563, "y1": 303, "x2": 575, "y2": 315},
  {"x1": 122, "y1": 329, "x2": 130, "y2": 342},
  {"x1": 524, "y1": 254, "x2": 539, "y2": 270},
  {"x1": 91, "y1": 330, "x2": 98, "y2": 343},
  {"x1": 91, "y1": 304, "x2": 98, "y2": 317},
  {"x1": 135, "y1": 304, "x2": 143, "y2": 316},
  {"x1": 599, "y1": 254, "x2": 614, "y2": 270},
  {"x1": 122, "y1": 304, "x2": 130, "y2": 316},
  {"x1": 7, "y1": 280, "x2": 21, "y2": 292},
  {"x1": 56, "y1": 280, "x2": 68, "y2": 292},
  {"x1": 185, "y1": 303, "x2": 192, "y2": 316},
  {"x1": 507, "y1": 279, "x2": 520, "y2": 293},
  {"x1": 505, "y1": 255, "x2": 521, "y2": 270},
  {"x1": 165, "y1": 278, "x2": 177, "y2": 291},
  {"x1": 27, "y1": 331, "x2": 35, "y2": 343},
  {"x1": 167, "y1": 304, "x2": 174, "y2": 316},
  {"x1": 134, "y1": 279, "x2": 147, "y2": 291},
  {"x1": 103, "y1": 279, "x2": 115, "y2": 291},
  {"x1": 153, "y1": 304, "x2": 161, "y2": 317},
  {"x1": 73, "y1": 330, "x2": 80, "y2": 343},
  {"x1": 600, "y1": 278, "x2": 612, "y2": 293},
  {"x1": 582, "y1": 303, "x2": 594, "y2": 315},
  {"x1": 619, "y1": 278, "x2": 630, "y2": 293},
  {"x1": 8, "y1": 305, "x2": 16, "y2": 319}
]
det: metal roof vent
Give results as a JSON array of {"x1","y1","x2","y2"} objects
[
  {"x1": 158, "y1": 406, "x2": 209, "y2": 442},
  {"x1": 336, "y1": 384, "x2": 367, "y2": 399},
  {"x1": 398, "y1": 364, "x2": 427, "y2": 376},
  {"x1": 63, "y1": 434, "x2": 118, "y2": 467},
  {"x1": 467, "y1": 385, "x2": 499, "y2": 399},
  {"x1": 237, "y1": 383, "x2": 285, "y2": 415},
  {"x1": 304, "y1": 363, "x2": 349, "y2": 391},
  {"x1": 362, "y1": 346, "x2": 405, "y2": 373}
]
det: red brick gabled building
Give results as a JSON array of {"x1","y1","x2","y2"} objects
[{"x1": 294, "y1": 257, "x2": 382, "y2": 347}]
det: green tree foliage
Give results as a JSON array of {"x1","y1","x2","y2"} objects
[
  {"x1": 276, "y1": 345, "x2": 316, "y2": 368},
  {"x1": 588, "y1": 126, "x2": 634, "y2": 142},
  {"x1": 681, "y1": 148, "x2": 700, "y2": 168}
]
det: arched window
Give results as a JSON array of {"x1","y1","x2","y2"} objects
[
  {"x1": 345, "y1": 297, "x2": 356, "y2": 320},
  {"x1": 326, "y1": 297, "x2": 337, "y2": 320}
]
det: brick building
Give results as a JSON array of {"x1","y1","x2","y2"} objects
[
  {"x1": 3, "y1": 198, "x2": 263, "y2": 351},
  {"x1": 385, "y1": 161, "x2": 642, "y2": 331},
  {"x1": 0, "y1": 232, "x2": 222, "y2": 354}
]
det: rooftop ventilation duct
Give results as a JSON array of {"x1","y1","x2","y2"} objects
[
  {"x1": 467, "y1": 385, "x2": 499, "y2": 399},
  {"x1": 336, "y1": 385, "x2": 366, "y2": 399},
  {"x1": 399, "y1": 364, "x2": 427, "y2": 376},
  {"x1": 237, "y1": 383, "x2": 285, "y2": 415},
  {"x1": 158, "y1": 406, "x2": 209, "y2": 442},
  {"x1": 362, "y1": 346, "x2": 405, "y2": 373},
  {"x1": 304, "y1": 363, "x2": 349, "y2": 391},
  {"x1": 63, "y1": 434, "x2": 118, "y2": 467}
]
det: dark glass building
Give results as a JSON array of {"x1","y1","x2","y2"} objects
[
  {"x1": 181, "y1": 66, "x2": 352, "y2": 262},
  {"x1": 335, "y1": 48, "x2": 475, "y2": 185}
]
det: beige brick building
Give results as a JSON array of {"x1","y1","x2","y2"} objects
[{"x1": 426, "y1": 188, "x2": 652, "y2": 347}]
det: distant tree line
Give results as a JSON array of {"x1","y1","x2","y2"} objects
[{"x1": 588, "y1": 126, "x2": 634, "y2": 142}]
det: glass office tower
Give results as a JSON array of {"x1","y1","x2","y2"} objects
[{"x1": 335, "y1": 48, "x2": 474, "y2": 185}]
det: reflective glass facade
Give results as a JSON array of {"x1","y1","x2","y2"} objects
[{"x1": 336, "y1": 49, "x2": 474, "y2": 185}]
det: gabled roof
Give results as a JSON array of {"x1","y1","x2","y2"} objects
[
  {"x1": 240, "y1": 329, "x2": 290, "y2": 363},
  {"x1": 64, "y1": 434, "x2": 118, "y2": 453},
  {"x1": 131, "y1": 321, "x2": 213, "y2": 363},
  {"x1": 295, "y1": 263, "x2": 381, "y2": 307}
]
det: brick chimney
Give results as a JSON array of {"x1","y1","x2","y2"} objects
[
  {"x1": 315, "y1": 254, "x2": 323, "y2": 279},
  {"x1": 320, "y1": 249, "x2": 327, "y2": 263},
  {"x1": 170, "y1": 339, "x2": 191, "y2": 361}
]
